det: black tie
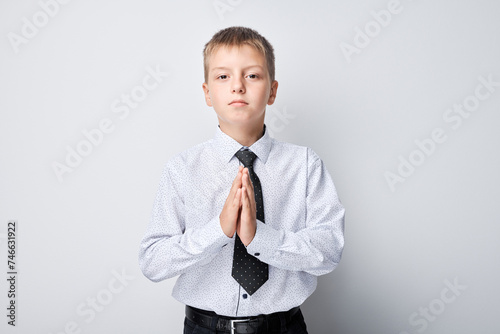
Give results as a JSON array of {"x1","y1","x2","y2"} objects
[{"x1": 232, "y1": 148, "x2": 269, "y2": 295}]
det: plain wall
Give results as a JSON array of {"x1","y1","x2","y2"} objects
[{"x1": 1, "y1": 0, "x2": 499, "y2": 333}]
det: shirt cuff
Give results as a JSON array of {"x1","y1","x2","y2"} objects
[
  {"x1": 245, "y1": 219, "x2": 280, "y2": 260},
  {"x1": 203, "y1": 215, "x2": 234, "y2": 252}
]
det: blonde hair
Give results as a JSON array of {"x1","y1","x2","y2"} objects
[{"x1": 203, "y1": 26, "x2": 275, "y2": 83}]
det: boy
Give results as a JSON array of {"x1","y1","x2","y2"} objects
[{"x1": 139, "y1": 26, "x2": 345, "y2": 334}]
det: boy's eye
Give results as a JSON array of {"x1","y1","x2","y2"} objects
[
  {"x1": 247, "y1": 74, "x2": 258, "y2": 79},
  {"x1": 217, "y1": 75, "x2": 228, "y2": 80}
]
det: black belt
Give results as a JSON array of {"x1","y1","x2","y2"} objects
[{"x1": 185, "y1": 305, "x2": 300, "y2": 334}]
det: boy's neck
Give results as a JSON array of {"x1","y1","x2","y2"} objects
[{"x1": 219, "y1": 122, "x2": 265, "y2": 148}]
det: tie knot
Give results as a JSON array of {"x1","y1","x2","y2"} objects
[{"x1": 235, "y1": 148, "x2": 257, "y2": 168}]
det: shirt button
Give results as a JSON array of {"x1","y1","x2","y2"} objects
[
  {"x1": 254, "y1": 253, "x2": 260, "y2": 256},
  {"x1": 242, "y1": 294, "x2": 248, "y2": 299}
]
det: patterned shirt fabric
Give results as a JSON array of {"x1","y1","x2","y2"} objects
[{"x1": 138, "y1": 123, "x2": 345, "y2": 317}]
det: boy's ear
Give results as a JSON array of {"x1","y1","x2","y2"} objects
[
  {"x1": 202, "y1": 83, "x2": 213, "y2": 107},
  {"x1": 267, "y1": 80, "x2": 279, "y2": 105}
]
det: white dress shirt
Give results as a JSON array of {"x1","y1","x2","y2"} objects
[{"x1": 138, "y1": 123, "x2": 345, "y2": 317}]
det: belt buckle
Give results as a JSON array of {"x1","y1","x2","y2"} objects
[{"x1": 230, "y1": 318, "x2": 252, "y2": 334}]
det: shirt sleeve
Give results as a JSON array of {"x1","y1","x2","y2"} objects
[
  {"x1": 138, "y1": 162, "x2": 231, "y2": 282},
  {"x1": 246, "y1": 148, "x2": 345, "y2": 276}
]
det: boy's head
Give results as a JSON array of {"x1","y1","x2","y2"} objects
[
  {"x1": 202, "y1": 27, "x2": 278, "y2": 133},
  {"x1": 203, "y1": 26, "x2": 275, "y2": 83}
]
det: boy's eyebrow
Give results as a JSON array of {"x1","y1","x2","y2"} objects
[{"x1": 210, "y1": 65, "x2": 264, "y2": 72}]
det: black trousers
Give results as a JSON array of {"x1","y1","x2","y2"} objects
[{"x1": 183, "y1": 308, "x2": 308, "y2": 334}]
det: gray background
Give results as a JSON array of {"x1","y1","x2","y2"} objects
[{"x1": 1, "y1": 0, "x2": 499, "y2": 333}]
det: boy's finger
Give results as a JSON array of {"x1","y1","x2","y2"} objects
[
  {"x1": 233, "y1": 188, "x2": 241, "y2": 207},
  {"x1": 243, "y1": 171, "x2": 255, "y2": 201},
  {"x1": 243, "y1": 185, "x2": 253, "y2": 211},
  {"x1": 234, "y1": 166, "x2": 243, "y2": 182},
  {"x1": 241, "y1": 186, "x2": 247, "y2": 208},
  {"x1": 230, "y1": 166, "x2": 243, "y2": 194}
]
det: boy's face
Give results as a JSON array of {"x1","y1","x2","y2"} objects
[{"x1": 202, "y1": 44, "x2": 278, "y2": 130}]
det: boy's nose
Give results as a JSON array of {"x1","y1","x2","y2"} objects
[{"x1": 231, "y1": 78, "x2": 245, "y2": 93}]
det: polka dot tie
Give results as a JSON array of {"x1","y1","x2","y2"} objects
[{"x1": 232, "y1": 148, "x2": 269, "y2": 295}]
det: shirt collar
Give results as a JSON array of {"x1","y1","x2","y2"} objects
[{"x1": 213, "y1": 123, "x2": 272, "y2": 164}]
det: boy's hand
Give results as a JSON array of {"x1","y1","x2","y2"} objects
[
  {"x1": 237, "y1": 168, "x2": 257, "y2": 246},
  {"x1": 220, "y1": 166, "x2": 243, "y2": 238}
]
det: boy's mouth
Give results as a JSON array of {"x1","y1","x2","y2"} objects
[{"x1": 229, "y1": 99, "x2": 248, "y2": 106}]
